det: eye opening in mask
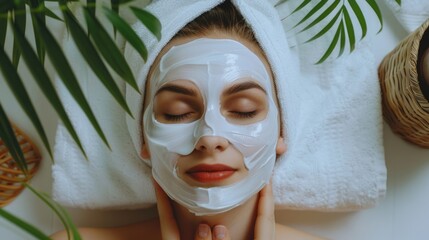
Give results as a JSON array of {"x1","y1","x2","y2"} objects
[
  {"x1": 153, "y1": 80, "x2": 204, "y2": 124},
  {"x1": 220, "y1": 78, "x2": 270, "y2": 125}
]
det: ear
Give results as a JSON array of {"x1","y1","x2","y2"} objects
[
  {"x1": 275, "y1": 137, "x2": 287, "y2": 155},
  {"x1": 141, "y1": 143, "x2": 151, "y2": 159}
]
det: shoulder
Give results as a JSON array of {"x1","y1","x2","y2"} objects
[
  {"x1": 275, "y1": 223, "x2": 326, "y2": 240},
  {"x1": 50, "y1": 218, "x2": 161, "y2": 240}
]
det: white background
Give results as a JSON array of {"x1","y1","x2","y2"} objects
[{"x1": 1, "y1": 2, "x2": 429, "y2": 240}]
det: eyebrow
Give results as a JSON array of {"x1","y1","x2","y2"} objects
[
  {"x1": 223, "y1": 81, "x2": 267, "y2": 95},
  {"x1": 155, "y1": 84, "x2": 198, "y2": 96}
]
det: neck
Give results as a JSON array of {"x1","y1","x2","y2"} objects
[{"x1": 172, "y1": 195, "x2": 258, "y2": 240}]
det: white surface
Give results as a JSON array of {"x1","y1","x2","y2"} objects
[{"x1": 1, "y1": 2, "x2": 429, "y2": 240}]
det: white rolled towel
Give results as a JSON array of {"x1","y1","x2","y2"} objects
[{"x1": 52, "y1": 0, "x2": 386, "y2": 211}]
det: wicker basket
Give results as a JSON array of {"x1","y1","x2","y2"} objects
[
  {"x1": 0, "y1": 126, "x2": 42, "y2": 207},
  {"x1": 378, "y1": 18, "x2": 429, "y2": 148}
]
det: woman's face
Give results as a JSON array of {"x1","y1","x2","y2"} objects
[{"x1": 141, "y1": 31, "x2": 286, "y2": 189}]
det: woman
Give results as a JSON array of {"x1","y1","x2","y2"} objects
[{"x1": 52, "y1": 1, "x2": 323, "y2": 239}]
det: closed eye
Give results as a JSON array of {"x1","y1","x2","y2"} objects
[
  {"x1": 229, "y1": 110, "x2": 258, "y2": 119},
  {"x1": 163, "y1": 112, "x2": 195, "y2": 122}
]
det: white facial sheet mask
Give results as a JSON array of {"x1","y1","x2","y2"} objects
[{"x1": 143, "y1": 38, "x2": 279, "y2": 215}]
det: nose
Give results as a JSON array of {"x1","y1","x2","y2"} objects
[{"x1": 195, "y1": 136, "x2": 229, "y2": 153}]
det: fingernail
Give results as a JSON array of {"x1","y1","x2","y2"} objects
[
  {"x1": 198, "y1": 224, "x2": 209, "y2": 238},
  {"x1": 213, "y1": 225, "x2": 226, "y2": 239}
]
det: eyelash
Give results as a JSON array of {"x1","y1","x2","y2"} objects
[
  {"x1": 164, "y1": 112, "x2": 193, "y2": 122},
  {"x1": 229, "y1": 110, "x2": 258, "y2": 119},
  {"x1": 163, "y1": 110, "x2": 257, "y2": 122}
]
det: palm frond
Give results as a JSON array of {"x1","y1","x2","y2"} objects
[
  {"x1": 11, "y1": 21, "x2": 85, "y2": 160},
  {"x1": 0, "y1": 209, "x2": 51, "y2": 239},
  {"x1": 366, "y1": 0, "x2": 383, "y2": 33},
  {"x1": 305, "y1": 8, "x2": 342, "y2": 43},
  {"x1": 25, "y1": 184, "x2": 82, "y2": 240},
  {"x1": 293, "y1": 0, "x2": 329, "y2": 29},
  {"x1": 83, "y1": 7, "x2": 140, "y2": 93},
  {"x1": 12, "y1": 0, "x2": 25, "y2": 67},
  {"x1": 61, "y1": 5, "x2": 133, "y2": 118},
  {"x1": 0, "y1": 8, "x2": 7, "y2": 47},
  {"x1": 348, "y1": 0, "x2": 367, "y2": 40},
  {"x1": 103, "y1": 6, "x2": 148, "y2": 61},
  {"x1": 300, "y1": 0, "x2": 341, "y2": 33},
  {"x1": 290, "y1": 0, "x2": 311, "y2": 14},
  {"x1": 288, "y1": 0, "x2": 395, "y2": 63},
  {"x1": 0, "y1": 43, "x2": 53, "y2": 159},
  {"x1": 342, "y1": 5, "x2": 356, "y2": 51},
  {"x1": 338, "y1": 21, "x2": 346, "y2": 57},
  {"x1": 1, "y1": 0, "x2": 161, "y2": 238},
  {"x1": 130, "y1": 6, "x2": 161, "y2": 40},
  {"x1": 36, "y1": 13, "x2": 111, "y2": 152},
  {"x1": 316, "y1": 21, "x2": 342, "y2": 64},
  {"x1": 28, "y1": 0, "x2": 47, "y2": 63},
  {"x1": 0, "y1": 103, "x2": 28, "y2": 174}
]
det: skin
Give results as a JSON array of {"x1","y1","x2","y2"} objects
[{"x1": 51, "y1": 31, "x2": 324, "y2": 240}]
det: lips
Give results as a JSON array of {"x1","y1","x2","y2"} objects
[{"x1": 186, "y1": 164, "x2": 236, "y2": 183}]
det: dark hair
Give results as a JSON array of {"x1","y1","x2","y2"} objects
[{"x1": 173, "y1": 1, "x2": 258, "y2": 47}]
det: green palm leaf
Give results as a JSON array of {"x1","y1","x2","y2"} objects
[
  {"x1": 0, "y1": 103, "x2": 28, "y2": 174},
  {"x1": 28, "y1": 0, "x2": 46, "y2": 63},
  {"x1": 348, "y1": 0, "x2": 367, "y2": 40},
  {"x1": 0, "y1": 209, "x2": 50, "y2": 239},
  {"x1": 289, "y1": 0, "x2": 391, "y2": 63},
  {"x1": 87, "y1": 0, "x2": 96, "y2": 23},
  {"x1": 130, "y1": 6, "x2": 161, "y2": 40},
  {"x1": 34, "y1": 15, "x2": 111, "y2": 151},
  {"x1": 366, "y1": 0, "x2": 383, "y2": 32},
  {"x1": 0, "y1": 2, "x2": 14, "y2": 12},
  {"x1": 12, "y1": 1, "x2": 25, "y2": 67},
  {"x1": 25, "y1": 184, "x2": 82, "y2": 240},
  {"x1": 300, "y1": 0, "x2": 341, "y2": 33},
  {"x1": 338, "y1": 21, "x2": 345, "y2": 57},
  {"x1": 0, "y1": 45, "x2": 53, "y2": 160},
  {"x1": 0, "y1": 12, "x2": 6, "y2": 47},
  {"x1": 118, "y1": 0, "x2": 138, "y2": 4},
  {"x1": 11, "y1": 20, "x2": 86, "y2": 159},
  {"x1": 291, "y1": 0, "x2": 312, "y2": 14},
  {"x1": 42, "y1": 6, "x2": 63, "y2": 21},
  {"x1": 110, "y1": 0, "x2": 119, "y2": 36},
  {"x1": 316, "y1": 22, "x2": 342, "y2": 64},
  {"x1": 83, "y1": 7, "x2": 140, "y2": 93},
  {"x1": 61, "y1": 7, "x2": 133, "y2": 117},
  {"x1": 103, "y1": 6, "x2": 148, "y2": 61},
  {"x1": 342, "y1": 5, "x2": 356, "y2": 52},
  {"x1": 293, "y1": 0, "x2": 329, "y2": 29},
  {"x1": 395, "y1": 0, "x2": 401, "y2": 4},
  {"x1": 305, "y1": 8, "x2": 342, "y2": 43},
  {"x1": 0, "y1": 13, "x2": 7, "y2": 46}
]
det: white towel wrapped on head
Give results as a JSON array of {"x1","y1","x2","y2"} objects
[{"x1": 52, "y1": 0, "x2": 386, "y2": 211}]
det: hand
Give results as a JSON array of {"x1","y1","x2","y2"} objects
[
  {"x1": 254, "y1": 181, "x2": 276, "y2": 240},
  {"x1": 153, "y1": 180, "x2": 231, "y2": 240},
  {"x1": 153, "y1": 180, "x2": 180, "y2": 240},
  {"x1": 196, "y1": 182, "x2": 276, "y2": 240}
]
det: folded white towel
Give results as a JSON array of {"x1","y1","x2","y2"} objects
[
  {"x1": 384, "y1": 0, "x2": 429, "y2": 32},
  {"x1": 52, "y1": 0, "x2": 386, "y2": 211}
]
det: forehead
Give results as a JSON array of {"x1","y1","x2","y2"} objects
[
  {"x1": 144, "y1": 33, "x2": 275, "y2": 104},
  {"x1": 156, "y1": 39, "x2": 269, "y2": 93}
]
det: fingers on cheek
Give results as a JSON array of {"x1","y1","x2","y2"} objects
[
  {"x1": 213, "y1": 225, "x2": 228, "y2": 240},
  {"x1": 196, "y1": 224, "x2": 211, "y2": 239}
]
